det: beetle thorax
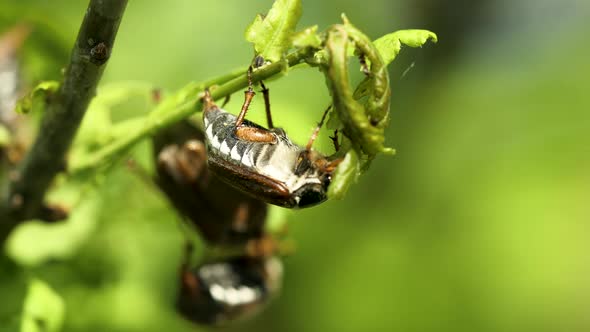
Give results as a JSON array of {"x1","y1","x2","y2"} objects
[{"x1": 254, "y1": 137, "x2": 325, "y2": 193}]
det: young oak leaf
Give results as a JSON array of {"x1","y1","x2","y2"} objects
[
  {"x1": 14, "y1": 81, "x2": 59, "y2": 114},
  {"x1": 245, "y1": 0, "x2": 302, "y2": 62},
  {"x1": 5, "y1": 189, "x2": 102, "y2": 267},
  {"x1": 373, "y1": 29, "x2": 438, "y2": 66},
  {"x1": 353, "y1": 29, "x2": 437, "y2": 100},
  {"x1": 328, "y1": 148, "x2": 360, "y2": 200}
]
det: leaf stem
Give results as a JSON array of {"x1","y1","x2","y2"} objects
[{"x1": 70, "y1": 47, "x2": 314, "y2": 175}]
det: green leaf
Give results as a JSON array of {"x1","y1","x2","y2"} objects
[
  {"x1": 0, "y1": 259, "x2": 27, "y2": 332},
  {"x1": 323, "y1": 23, "x2": 392, "y2": 156},
  {"x1": 292, "y1": 25, "x2": 321, "y2": 49},
  {"x1": 373, "y1": 29, "x2": 438, "y2": 66},
  {"x1": 94, "y1": 81, "x2": 154, "y2": 107},
  {"x1": 244, "y1": 0, "x2": 302, "y2": 62},
  {"x1": 21, "y1": 279, "x2": 65, "y2": 332},
  {"x1": 14, "y1": 81, "x2": 59, "y2": 114},
  {"x1": 73, "y1": 101, "x2": 112, "y2": 149},
  {"x1": 328, "y1": 148, "x2": 360, "y2": 199},
  {"x1": 70, "y1": 81, "x2": 154, "y2": 168},
  {"x1": 0, "y1": 124, "x2": 11, "y2": 147},
  {"x1": 6, "y1": 188, "x2": 102, "y2": 267}
]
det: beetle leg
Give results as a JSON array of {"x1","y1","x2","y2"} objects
[
  {"x1": 201, "y1": 88, "x2": 217, "y2": 113},
  {"x1": 232, "y1": 67, "x2": 278, "y2": 143},
  {"x1": 325, "y1": 158, "x2": 343, "y2": 172},
  {"x1": 230, "y1": 202, "x2": 251, "y2": 233},
  {"x1": 315, "y1": 157, "x2": 343, "y2": 173},
  {"x1": 234, "y1": 66, "x2": 255, "y2": 128},
  {"x1": 181, "y1": 241, "x2": 194, "y2": 270},
  {"x1": 235, "y1": 126, "x2": 277, "y2": 143},
  {"x1": 260, "y1": 81, "x2": 274, "y2": 129},
  {"x1": 177, "y1": 140, "x2": 208, "y2": 183},
  {"x1": 179, "y1": 241, "x2": 200, "y2": 295},
  {"x1": 157, "y1": 140, "x2": 208, "y2": 185},
  {"x1": 329, "y1": 129, "x2": 340, "y2": 152},
  {"x1": 251, "y1": 55, "x2": 273, "y2": 128},
  {"x1": 246, "y1": 235, "x2": 278, "y2": 258},
  {"x1": 305, "y1": 105, "x2": 332, "y2": 150}
]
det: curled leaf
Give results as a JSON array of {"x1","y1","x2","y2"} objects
[
  {"x1": 6, "y1": 188, "x2": 102, "y2": 267},
  {"x1": 244, "y1": 0, "x2": 302, "y2": 62},
  {"x1": 292, "y1": 25, "x2": 321, "y2": 49},
  {"x1": 328, "y1": 148, "x2": 360, "y2": 199},
  {"x1": 15, "y1": 81, "x2": 59, "y2": 114},
  {"x1": 322, "y1": 23, "x2": 391, "y2": 157},
  {"x1": 342, "y1": 21, "x2": 391, "y2": 128},
  {"x1": 373, "y1": 29, "x2": 438, "y2": 66}
]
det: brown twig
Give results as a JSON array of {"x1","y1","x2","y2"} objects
[{"x1": 0, "y1": 0, "x2": 128, "y2": 243}]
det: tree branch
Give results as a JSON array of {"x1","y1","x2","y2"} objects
[
  {"x1": 0, "y1": 0, "x2": 128, "y2": 241},
  {"x1": 69, "y1": 47, "x2": 315, "y2": 175}
]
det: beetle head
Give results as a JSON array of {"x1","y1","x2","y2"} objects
[{"x1": 293, "y1": 182, "x2": 328, "y2": 208}]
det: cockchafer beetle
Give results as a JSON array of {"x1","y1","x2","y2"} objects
[
  {"x1": 177, "y1": 244, "x2": 282, "y2": 325},
  {"x1": 202, "y1": 67, "x2": 341, "y2": 209},
  {"x1": 153, "y1": 118, "x2": 283, "y2": 325},
  {"x1": 153, "y1": 119, "x2": 268, "y2": 246}
]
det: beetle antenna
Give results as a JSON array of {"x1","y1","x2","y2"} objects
[{"x1": 306, "y1": 105, "x2": 332, "y2": 151}]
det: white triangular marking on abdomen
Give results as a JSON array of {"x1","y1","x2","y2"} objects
[{"x1": 220, "y1": 141, "x2": 230, "y2": 155}]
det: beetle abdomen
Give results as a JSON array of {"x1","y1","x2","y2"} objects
[
  {"x1": 203, "y1": 105, "x2": 329, "y2": 208},
  {"x1": 204, "y1": 108, "x2": 299, "y2": 179}
]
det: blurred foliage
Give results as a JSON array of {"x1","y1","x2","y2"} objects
[
  {"x1": 1, "y1": 0, "x2": 590, "y2": 332},
  {"x1": 21, "y1": 279, "x2": 65, "y2": 332}
]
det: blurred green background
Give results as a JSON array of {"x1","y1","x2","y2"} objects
[{"x1": 2, "y1": 0, "x2": 590, "y2": 331}]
